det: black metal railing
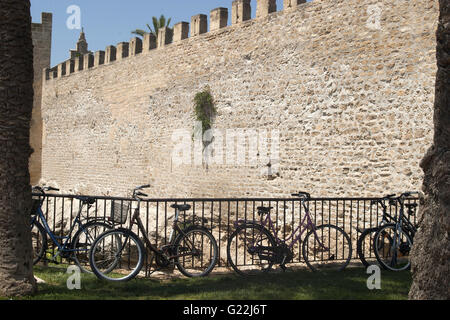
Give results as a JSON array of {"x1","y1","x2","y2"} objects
[{"x1": 33, "y1": 194, "x2": 419, "y2": 275}]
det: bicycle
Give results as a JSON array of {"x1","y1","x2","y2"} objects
[
  {"x1": 89, "y1": 185, "x2": 219, "y2": 281},
  {"x1": 372, "y1": 191, "x2": 419, "y2": 271},
  {"x1": 356, "y1": 194, "x2": 418, "y2": 268},
  {"x1": 31, "y1": 186, "x2": 113, "y2": 273},
  {"x1": 227, "y1": 192, "x2": 352, "y2": 276}
]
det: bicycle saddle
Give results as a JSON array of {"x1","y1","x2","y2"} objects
[
  {"x1": 389, "y1": 199, "x2": 398, "y2": 206},
  {"x1": 75, "y1": 196, "x2": 96, "y2": 205},
  {"x1": 171, "y1": 204, "x2": 191, "y2": 212},
  {"x1": 257, "y1": 206, "x2": 273, "y2": 215}
]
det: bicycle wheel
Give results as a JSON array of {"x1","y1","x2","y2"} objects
[
  {"x1": 174, "y1": 226, "x2": 218, "y2": 277},
  {"x1": 302, "y1": 224, "x2": 352, "y2": 272},
  {"x1": 227, "y1": 224, "x2": 277, "y2": 276},
  {"x1": 89, "y1": 229, "x2": 145, "y2": 281},
  {"x1": 72, "y1": 221, "x2": 112, "y2": 273},
  {"x1": 31, "y1": 219, "x2": 47, "y2": 265},
  {"x1": 373, "y1": 224, "x2": 412, "y2": 271},
  {"x1": 356, "y1": 228, "x2": 379, "y2": 268}
]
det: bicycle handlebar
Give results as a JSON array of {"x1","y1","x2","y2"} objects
[
  {"x1": 32, "y1": 186, "x2": 60, "y2": 194},
  {"x1": 135, "y1": 184, "x2": 151, "y2": 190},
  {"x1": 370, "y1": 194, "x2": 396, "y2": 206},
  {"x1": 400, "y1": 191, "x2": 419, "y2": 198},
  {"x1": 291, "y1": 192, "x2": 311, "y2": 200},
  {"x1": 371, "y1": 192, "x2": 420, "y2": 207},
  {"x1": 132, "y1": 184, "x2": 151, "y2": 199}
]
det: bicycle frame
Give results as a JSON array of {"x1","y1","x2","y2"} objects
[
  {"x1": 392, "y1": 197, "x2": 417, "y2": 238},
  {"x1": 128, "y1": 199, "x2": 201, "y2": 260},
  {"x1": 234, "y1": 199, "x2": 326, "y2": 251},
  {"x1": 373, "y1": 192, "x2": 418, "y2": 269},
  {"x1": 128, "y1": 202, "x2": 160, "y2": 255},
  {"x1": 380, "y1": 196, "x2": 417, "y2": 238},
  {"x1": 31, "y1": 199, "x2": 96, "y2": 255},
  {"x1": 362, "y1": 198, "x2": 417, "y2": 235}
]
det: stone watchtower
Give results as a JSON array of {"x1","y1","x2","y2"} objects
[
  {"x1": 70, "y1": 28, "x2": 91, "y2": 59},
  {"x1": 30, "y1": 12, "x2": 53, "y2": 185}
]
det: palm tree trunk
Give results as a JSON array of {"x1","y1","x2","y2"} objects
[
  {"x1": 409, "y1": 0, "x2": 450, "y2": 300},
  {"x1": 0, "y1": 0, "x2": 36, "y2": 296}
]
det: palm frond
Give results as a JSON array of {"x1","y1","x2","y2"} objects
[
  {"x1": 160, "y1": 15, "x2": 166, "y2": 28},
  {"x1": 131, "y1": 29, "x2": 146, "y2": 37},
  {"x1": 132, "y1": 15, "x2": 172, "y2": 40},
  {"x1": 152, "y1": 16, "x2": 159, "y2": 36}
]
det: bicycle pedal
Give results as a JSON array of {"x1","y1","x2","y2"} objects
[{"x1": 160, "y1": 264, "x2": 176, "y2": 273}]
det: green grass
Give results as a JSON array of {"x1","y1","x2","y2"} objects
[{"x1": 4, "y1": 264, "x2": 412, "y2": 300}]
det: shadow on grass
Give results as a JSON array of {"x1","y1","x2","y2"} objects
[{"x1": 31, "y1": 265, "x2": 412, "y2": 300}]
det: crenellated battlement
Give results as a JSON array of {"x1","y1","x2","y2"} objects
[
  {"x1": 44, "y1": 0, "x2": 307, "y2": 81},
  {"x1": 32, "y1": 12, "x2": 53, "y2": 33}
]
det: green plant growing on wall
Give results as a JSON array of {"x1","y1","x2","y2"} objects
[
  {"x1": 192, "y1": 87, "x2": 216, "y2": 169},
  {"x1": 193, "y1": 87, "x2": 216, "y2": 135}
]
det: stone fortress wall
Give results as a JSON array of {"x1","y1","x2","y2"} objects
[
  {"x1": 30, "y1": 12, "x2": 52, "y2": 185},
  {"x1": 38, "y1": 0, "x2": 439, "y2": 199}
]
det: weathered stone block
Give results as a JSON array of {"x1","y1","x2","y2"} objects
[
  {"x1": 65, "y1": 59, "x2": 75, "y2": 74},
  {"x1": 43, "y1": 68, "x2": 51, "y2": 80},
  {"x1": 43, "y1": 67, "x2": 50, "y2": 81},
  {"x1": 41, "y1": 12, "x2": 53, "y2": 28},
  {"x1": 83, "y1": 53, "x2": 94, "y2": 70},
  {"x1": 129, "y1": 37, "x2": 143, "y2": 56},
  {"x1": 283, "y1": 0, "x2": 306, "y2": 10},
  {"x1": 105, "y1": 46, "x2": 116, "y2": 64},
  {"x1": 210, "y1": 7, "x2": 228, "y2": 31},
  {"x1": 94, "y1": 50, "x2": 105, "y2": 66},
  {"x1": 158, "y1": 27, "x2": 173, "y2": 48},
  {"x1": 232, "y1": 0, "x2": 251, "y2": 24},
  {"x1": 50, "y1": 67, "x2": 57, "y2": 79},
  {"x1": 74, "y1": 55, "x2": 84, "y2": 72},
  {"x1": 143, "y1": 33, "x2": 157, "y2": 51},
  {"x1": 117, "y1": 42, "x2": 129, "y2": 60},
  {"x1": 57, "y1": 62, "x2": 66, "y2": 77},
  {"x1": 191, "y1": 14, "x2": 208, "y2": 37},
  {"x1": 173, "y1": 22, "x2": 189, "y2": 42},
  {"x1": 256, "y1": 0, "x2": 277, "y2": 18}
]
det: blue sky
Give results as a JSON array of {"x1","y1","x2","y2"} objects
[{"x1": 31, "y1": 0, "x2": 311, "y2": 66}]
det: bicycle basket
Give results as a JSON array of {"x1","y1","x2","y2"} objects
[
  {"x1": 31, "y1": 197, "x2": 42, "y2": 215},
  {"x1": 405, "y1": 203, "x2": 418, "y2": 215},
  {"x1": 110, "y1": 201, "x2": 130, "y2": 224}
]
